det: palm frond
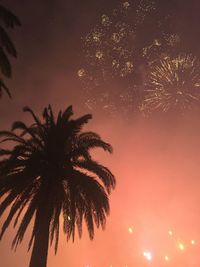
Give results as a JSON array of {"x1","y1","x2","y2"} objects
[
  {"x1": 74, "y1": 160, "x2": 116, "y2": 193},
  {"x1": 62, "y1": 114, "x2": 92, "y2": 143},
  {"x1": 78, "y1": 136, "x2": 113, "y2": 153},
  {"x1": 0, "y1": 25, "x2": 17, "y2": 57},
  {"x1": 79, "y1": 131, "x2": 100, "y2": 140},
  {"x1": 0, "y1": 148, "x2": 12, "y2": 156},
  {"x1": 14, "y1": 196, "x2": 32, "y2": 228},
  {"x1": 42, "y1": 104, "x2": 55, "y2": 127},
  {"x1": 23, "y1": 107, "x2": 43, "y2": 130},
  {"x1": 65, "y1": 169, "x2": 109, "y2": 240},
  {"x1": 0, "y1": 184, "x2": 35, "y2": 239},
  {"x1": 0, "y1": 46, "x2": 11, "y2": 77},
  {"x1": 12, "y1": 197, "x2": 37, "y2": 250},
  {"x1": 60, "y1": 105, "x2": 73, "y2": 123},
  {"x1": 84, "y1": 209, "x2": 94, "y2": 239},
  {"x1": 50, "y1": 202, "x2": 62, "y2": 254},
  {"x1": 0, "y1": 130, "x2": 26, "y2": 144},
  {"x1": 0, "y1": 188, "x2": 20, "y2": 218},
  {"x1": 0, "y1": 5, "x2": 21, "y2": 28},
  {"x1": 11, "y1": 121, "x2": 44, "y2": 148},
  {"x1": 0, "y1": 78, "x2": 11, "y2": 98},
  {"x1": 71, "y1": 114, "x2": 92, "y2": 133}
]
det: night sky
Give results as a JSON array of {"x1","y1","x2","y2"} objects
[
  {"x1": 0, "y1": 0, "x2": 120, "y2": 125},
  {"x1": 1, "y1": 1, "x2": 200, "y2": 267}
]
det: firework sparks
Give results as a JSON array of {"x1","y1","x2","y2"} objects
[
  {"x1": 83, "y1": 224, "x2": 199, "y2": 265},
  {"x1": 178, "y1": 243, "x2": 185, "y2": 251},
  {"x1": 123, "y1": 1, "x2": 130, "y2": 10},
  {"x1": 128, "y1": 227, "x2": 133, "y2": 234},
  {"x1": 168, "y1": 230, "x2": 173, "y2": 236},
  {"x1": 78, "y1": 0, "x2": 160, "y2": 115},
  {"x1": 164, "y1": 255, "x2": 169, "y2": 261},
  {"x1": 165, "y1": 33, "x2": 181, "y2": 47},
  {"x1": 143, "y1": 251, "x2": 152, "y2": 261},
  {"x1": 141, "y1": 54, "x2": 200, "y2": 114},
  {"x1": 77, "y1": 68, "x2": 86, "y2": 77},
  {"x1": 82, "y1": 0, "x2": 155, "y2": 81},
  {"x1": 95, "y1": 50, "x2": 104, "y2": 60},
  {"x1": 78, "y1": 0, "x2": 194, "y2": 118}
]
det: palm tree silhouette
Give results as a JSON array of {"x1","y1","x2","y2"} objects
[
  {"x1": 0, "y1": 105, "x2": 116, "y2": 267},
  {"x1": 0, "y1": 4, "x2": 20, "y2": 97}
]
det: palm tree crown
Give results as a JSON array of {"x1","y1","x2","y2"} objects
[
  {"x1": 0, "y1": 105, "x2": 116, "y2": 267},
  {"x1": 0, "y1": 4, "x2": 21, "y2": 97}
]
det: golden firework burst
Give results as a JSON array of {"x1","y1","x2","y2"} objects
[{"x1": 141, "y1": 54, "x2": 200, "y2": 114}]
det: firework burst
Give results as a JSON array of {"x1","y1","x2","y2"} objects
[
  {"x1": 78, "y1": 1, "x2": 183, "y2": 116},
  {"x1": 80, "y1": 0, "x2": 156, "y2": 82},
  {"x1": 77, "y1": 1, "x2": 157, "y2": 115},
  {"x1": 141, "y1": 54, "x2": 200, "y2": 114}
]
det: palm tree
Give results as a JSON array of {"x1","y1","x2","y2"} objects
[
  {"x1": 0, "y1": 4, "x2": 21, "y2": 97},
  {"x1": 0, "y1": 105, "x2": 116, "y2": 267}
]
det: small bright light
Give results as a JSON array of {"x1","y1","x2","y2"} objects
[
  {"x1": 168, "y1": 230, "x2": 173, "y2": 236},
  {"x1": 178, "y1": 243, "x2": 185, "y2": 251},
  {"x1": 143, "y1": 251, "x2": 152, "y2": 261},
  {"x1": 164, "y1": 256, "x2": 169, "y2": 261},
  {"x1": 95, "y1": 50, "x2": 103, "y2": 59},
  {"x1": 123, "y1": 1, "x2": 130, "y2": 9},
  {"x1": 128, "y1": 227, "x2": 133, "y2": 234},
  {"x1": 77, "y1": 68, "x2": 86, "y2": 77},
  {"x1": 191, "y1": 240, "x2": 195, "y2": 245}
]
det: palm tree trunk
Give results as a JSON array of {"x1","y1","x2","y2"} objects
[{"x1": 29, "y1": 206, "x2": 51, "y2": 267}]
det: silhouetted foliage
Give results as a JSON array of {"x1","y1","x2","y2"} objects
[
  {"x1": 0, "y1": 4, "x2": 20, "y2": 98},
  {"x1": 0, "y1": 105, "x2": 116, "y2": 267}
]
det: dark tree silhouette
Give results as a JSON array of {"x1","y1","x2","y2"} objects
[
  {"x1": 0, "y1": 105, "x2": 116, "y2": 267},
  {"x1": 0, "y1": 4, "x2": 20, "y2": 97}
]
